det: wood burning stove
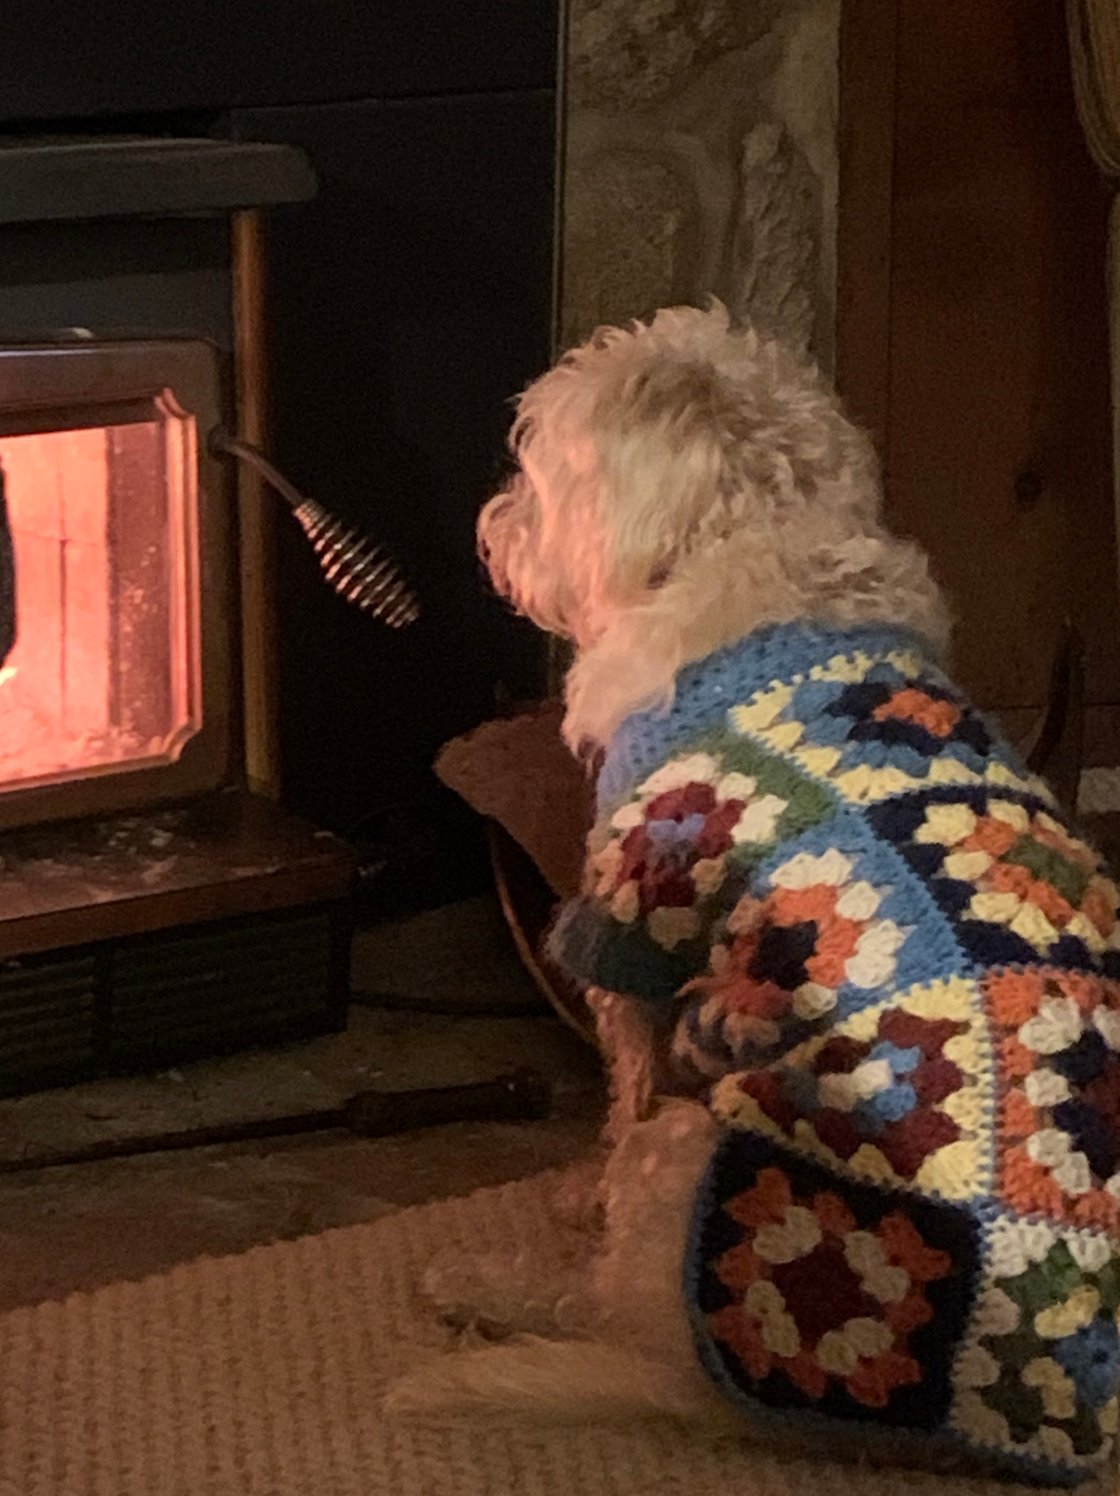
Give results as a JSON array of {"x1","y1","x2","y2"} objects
[
  {"x1": 0, "y1": 339, "x2": 230, "y2": 826},
  {"x1": 0, "y1": 138, "x2": 355, "y2": 1096}
]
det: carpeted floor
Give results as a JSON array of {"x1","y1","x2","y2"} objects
[{"x1": 1, "y1": 1166, "x2": 1094, "y2": 1496}]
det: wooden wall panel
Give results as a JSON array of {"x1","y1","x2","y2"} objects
[{"x1": 839, "y1": 0, "x2": 1118, "y2": 725}]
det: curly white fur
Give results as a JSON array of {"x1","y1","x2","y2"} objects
[
  {"x1": 478, "y1": 300, "x2": 950, "y2": 754},
  {"x1": 386, "y1": 305, "x2": 961, "y2": 1460},
  {"x1": 386, "y1": 1103, "x2": 730, "y2": 1427}
]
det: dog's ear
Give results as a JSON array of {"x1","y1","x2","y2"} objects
[{"x1": 592, "y1": 359, "x2": 745, "y2": 600}]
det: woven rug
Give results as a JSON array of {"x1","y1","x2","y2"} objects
[{"x1": 0, "y1": 1169, "x2": 1099, "y2": 1496}]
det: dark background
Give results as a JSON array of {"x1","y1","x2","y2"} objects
[
  {"x1": 0, "y1": 3, "x2": 557, "y2": 118},
  {"x1": 0, "y1": 1, "x2": 558, "y2": 909}
]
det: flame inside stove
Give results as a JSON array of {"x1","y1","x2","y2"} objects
[{"x1": 0, "y1": 422, "x2": 190, "y2": 791}]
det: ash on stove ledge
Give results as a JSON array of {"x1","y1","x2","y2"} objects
[{"x1": 0, "y1": 793, "x2": 353, "y2": 1097}]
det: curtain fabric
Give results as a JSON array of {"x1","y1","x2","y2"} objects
[{"x1": 1069, "y1": 0, "x2": 1120, "y2": 174}]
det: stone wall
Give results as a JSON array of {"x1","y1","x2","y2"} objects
[{"x1": 558, "y1": 0, "x2": 840, "y2": 370}]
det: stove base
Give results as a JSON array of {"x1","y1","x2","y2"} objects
[{"x1": 0, "y1": 793, "x2": 353, "y2": 1097}]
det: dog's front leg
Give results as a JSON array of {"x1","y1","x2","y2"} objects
[
  {"x1": 419, "y1": 989, "x2": 660, "y2": 1337},
  {"x1": 586, "y1": 987, "x2": 659, "y2": 1146},
  {"x1": 385, "y1": 1103, "x2": 739, "y2": 1429}
]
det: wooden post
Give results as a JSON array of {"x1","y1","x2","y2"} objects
[{"x1": 231, "y1": 211, "x2": 282, "y2": 799}]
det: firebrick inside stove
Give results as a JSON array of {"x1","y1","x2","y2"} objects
[{"x1": 0, "y1": 137, "x2": 354, "y2": 1097}]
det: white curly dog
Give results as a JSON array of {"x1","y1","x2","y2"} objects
[{"x1": 385, "y1": 303, "x2": 1119, "y2": 1487}]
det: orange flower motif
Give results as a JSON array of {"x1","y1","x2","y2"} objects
[
  {"x1": 1000, "y1": 1034, "x2": 1037, "y2": 1080},
  {"x1": 847, "y1": 1350, "x2": 922, "y2": 1408},
  {"x1": 708, "y1": 1305, "x2": 771, "y2": 1380},
  {"x1": 985, "y1": 862, "x2": 1036, "y2": 901},
  {"x1": 963, "y1": 817, "x2": 1019, "y2": 859},
  {"x1": 873, "y1": 688, "x2": 962, "y2": 738},
  {"x1": 770, "y1": 884, "x2": 837, "y2": 926},
  {"x1": 725, "y1": 1166, "x2": 791, "y2": 1229},
  {"x1": 811, "y1": 1190, "x2": 857, "y2": 1238},
  {"x1": 986, "y1": 968, "x2": 1120, "y2": 1235},
  {"x1": 768, "y1": 885, "x2": 863, "y2": 987},
  {"x1": 686, "y1": 852, "x2": 904, "y2": 1074},
  {"x1": 712, "y1": 1241, "x2": 765, "y2": 1292},
  {"x1": 984, "y1": 862, "x2": 1076, "y2": 925},
  {"x1": 784, "y1": 1350, "x2": 828, "y2": 1399},
  {"x1": 1004, "y1": 1146, "x2": 1068, "y2": 1218},
  {"x1": 884, "y1": 1293, "x2": 936, "y2": 1335},
  {"x1": 1065, "y1": 971, "x2": 1108, "y2": 1014},
  {"x1": 1072, "y1": 1192, "x2": 1120, "y2": 1234},
  {"x1": 1083, "y1": 884, "x2": 1117, "y2": 940},
  {"x1": 1025, "y1": 879, "x2": 1076, "y2": 927},
  {"x1": 1003, "y1": 1089, "x2": 1037, "y2": 1137},
  {"x1": 807, "y1": 923, "x2": 862, "y2": 986},
  {"x1": 877, "y1": 1212, "x2": 952, "y2": 1283},
  {"x1": 987, "y1": 971, "x2": 1042, "y2": 1027}
]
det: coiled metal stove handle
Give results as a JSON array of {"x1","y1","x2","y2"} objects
[{"x1": 209, "y1": 429, "x2": 420, "y2": 629}]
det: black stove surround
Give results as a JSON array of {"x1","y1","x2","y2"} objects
[
  {"x1": 0, "y1": 0, "x2": 557, "y2": 902},
  {"x1": 0, "y1": 4, "x2": 558, "y2": 1093}
]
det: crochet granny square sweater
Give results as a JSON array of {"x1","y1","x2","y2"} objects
[{"x1": 549, "y1": 621, "x2": 1120, "y2": 1486}]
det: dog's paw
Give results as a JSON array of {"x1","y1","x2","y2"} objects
[
  {"x1": 422, "y1": 1253, "x2": 505, "y2": 1323},
  {"x1": 420, "y1": 1251, "x2": 586, "y2": 1339},
  {"x1": 382, "y1": 1342, "x2": 558, "y2": 1421},
  {"x1": 421, "y1": 1260, "x2": 514, "y2": 1339},
  {"x1": 550, "y1": 1155, "x2": 606, "y2": 1233},
  {"x1": 382, "y1": 1363, "x2": 462, "y2": 1420}
]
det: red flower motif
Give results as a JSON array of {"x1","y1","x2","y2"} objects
[
  {"x1": 737, "y1": 1011, "x2": 968, "y2": 1180},
  {"x1": 608, "y1": 780, "x2": 748, "y2": 915},
  {"x1": 645, "y1": 783, "x2": 718, "y2": 820},
  {"x1": 708, "y1": 1170, "x2": 951, "y2": 1409}
]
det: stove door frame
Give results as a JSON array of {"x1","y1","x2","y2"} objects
[{"x1": 0, "y1": 337, "x2": 234, "y2": 830}]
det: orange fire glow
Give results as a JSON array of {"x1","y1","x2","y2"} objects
[{"x1": 0, "y1": 423, "x2": 181, "y2": 791}]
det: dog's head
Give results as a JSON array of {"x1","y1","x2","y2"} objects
[{"x1": 479, "y1": 301, "x2": 947, "y2": 749}]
